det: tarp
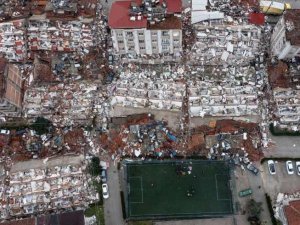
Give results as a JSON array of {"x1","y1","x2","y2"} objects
[
  {"x1": 192, "y1": 0, "x2": 207, "y2": 11},
  {"x1": 191, "y1": 11, "x2": 224, "y2": 24}
]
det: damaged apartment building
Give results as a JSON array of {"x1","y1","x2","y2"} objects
[
  {"x1": 0, "y1": 59, "x2": 23, "y2": 117},
  {"x1": 108, "y1": 0, "x2": 182, "y2": 62},
  {"x1": 271, "y1": 9, "x2": 300, "y2": 59},
  {"x1": 269, "y1": 10, "x2": 300, "y2": 130}
]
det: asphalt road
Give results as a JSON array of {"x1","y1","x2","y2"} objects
[{"x1": 103, "y1": 163, "x2": 125, "y2": 225}]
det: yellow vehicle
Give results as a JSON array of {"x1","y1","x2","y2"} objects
[{"x1": 260, "y1": 1, "x2": 291, "y2": 15}]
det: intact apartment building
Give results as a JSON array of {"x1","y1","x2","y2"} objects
[
  {"x1": 271, "y1": 9, "x2": 300, "y2": 59},
  {"x1": 108, "y1": 0, "x2": 182, "y2": 59}
]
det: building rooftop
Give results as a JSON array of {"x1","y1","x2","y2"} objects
[
  {"x1": 284, "y1": 200, "x2": 300, "y2": 225},
  {"x1": 148, "y1": 15, "x2": 182, "y2": 30},
  {"x1": 284, "y1": 9, "x2": 300, "y2": 46},
  {"x1": 108, "y1": 1, "x2": 147, "y2": 29},
  {"x1": 0, "y1": 218, "x2": 35, "y2": 225},
  {"x1": 108, "y1": 0, "x2": 182, "y2": 29}
]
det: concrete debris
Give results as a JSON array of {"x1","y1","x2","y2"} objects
[
  {"x1": 0, "y1": 155, "x2": 99, "y2": 219},
  {"x1": 23, "y1": 81, "x2": 109, "y2": 128}
]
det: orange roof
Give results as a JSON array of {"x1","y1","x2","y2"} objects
[{"x1": 284, "y1": 200, "x2": 300, "y2": 225}]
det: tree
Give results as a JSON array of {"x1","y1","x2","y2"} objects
[
  {"x1": 30, "y1": 117, "x2": 52, "y2": 135},
  {"x1": 247, "y1": 199, "x2": 263, "y2": 225}
]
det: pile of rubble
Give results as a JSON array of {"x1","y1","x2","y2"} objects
[
  {"x1": 0, "y1": 127, "x2": 92, "y2": 162},
  {"x1": 0, "y1": 19, "x2": 27, "y2": 62},
  {"x1": 23, "y1": 81, "x2": 108, "y2": 127},
  {"x1": 110, "y1": 64, "x2": 186, "y2": 112},
  {"x1": 0, "y1": 0, "x2": 30, "y2": 22},
  {"x1": 0, "y1": 156, "x2": 99, "y2": 219},
  {"x1": 268, "y1": 60, "x2": 300, "y2": 130},
  {"x1": 27, "y1": 17, "x2": 94, "y2": 52}
]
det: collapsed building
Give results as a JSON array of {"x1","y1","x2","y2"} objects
[
  {"x1": 110, "y1": 66, "x2": 185, "y2": 112},
  {"x1": 268, "y1": 60, "x2": 300, "y2": 130},
  {"x1": 27, "y1": 16, "x2": 94, "y2": 53},
  {"x1": 189, "y1": 0, "x2": 264, "y2": 65},
  {"x1": 0, "y1": 19, "x2": 27, "y2": 62},
  {"x1": 274, "y1": 192, "x2": 300, "y2": 225},
  {"x1": 23, "y1": 81, "x2": 109, "y2": 127},
  {"x1": 108, "y1": 0, "x2": 182, "y2": 62},
  {"x1": 0, "y1": 155, "x2": 99, "y2": 219}
]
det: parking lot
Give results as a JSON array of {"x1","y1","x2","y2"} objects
[{"x1": 261, "y1": 160, "x2": 300, "y2": 199}]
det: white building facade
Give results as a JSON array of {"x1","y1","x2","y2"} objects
[
  {"x1": 111, "y1": 28, "x2": 182, "y2": 56},
  {"x1": 271, "y1": 10, "x2": 300, "y2": 59}
]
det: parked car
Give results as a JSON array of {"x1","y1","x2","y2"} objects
[
  {"x1": 267, "y1": 160, "x2": 276, "y2": 175},
  {"x1": 246, "y1": 163, "x2": 259, "y2": 175},
  {"x1": 108, "y1": 54, "x2": 114, "y2": 65},
  {"x1": 0, "y1": 129, "x2": 10, "y2": 135},
  {"x1": 296, "y1": 161, "x2": 300, "y2": 176},
  {"x1": 286, "y1": 161, "x2": 294, "y2": 175},
  {"x1": 101, "y1": 169, "x2": 107, "y2": 182},
  {"x1": 102, "y1": 183, "x2": 109, "y2": 199}
]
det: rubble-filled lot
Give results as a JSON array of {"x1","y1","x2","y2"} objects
[
  {"x1": 23, "y1": 81, "x2": 109, "y2": 127},
  {"x1": 0, "y1": 155, "x2": 99, "y2": 219}
]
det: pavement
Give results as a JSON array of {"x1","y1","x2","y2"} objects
[
  {"x1": 234, "y1": 166, "x2": 272, "y2": 225},
  {"x1": 260, "y1": 160, "x2": 300, "y2": 199},
  {"x1": 155, "y1": 217, "x2": 235, "y2": 225},
  {"x1": 265, "y1": 133, "x2": 300, "y2": 158},
  {"x1": 103, "y1": 163, "x2": 125, "y2": 225}
]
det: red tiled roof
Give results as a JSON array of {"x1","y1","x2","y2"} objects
[
  {"x1": 165, "y1": 0, "x2": 182, "y2": 13},
  {"x1": 108, "y1": 0, "x2": 182, "y2": 29},
  {"x1": 248, "y1": 12, "x2": 265, "y2": 25},
  {"x1": 285, "y1": 200, "x2": 300, "y2": 225},
  {"x1": 108, "y1": 1, "x2": 147, "y2": 29}
]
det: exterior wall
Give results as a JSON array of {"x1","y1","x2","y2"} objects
[
  {"x1": 111, "y1": 28, "x2": 182, "y2": 56},
  {"x1": 5, "y1": 64, "x2": 22, "y2": 108},
  {"x1": 271, "y1": 16, "x2": 300, "y2": 59}
]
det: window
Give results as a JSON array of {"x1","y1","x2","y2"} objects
[
  {"x1": 128, "y1": 38, "x2": 134, "y2": 42},
  {"x1": 161, "y1": 39, "x2": 169, "y2": 44},
  {"x1": 117, "y1": 32, "x2": 123, "y2": 37},
  {"x1": 162, "y1": 31, "x2": 169, "y2": 36},
  {"x1": 138, "y1": 32, "x2": 144, "y2": 36},
  {"x1": 139, "y1": 39, "x2": 144, "y2": 43},
  {"x1": 118, "y1": 40, "x2": 124, "y2": 44},
  {"x1": 140, "y1": 46, "x2": 145, "y2": 50},
  {"x1": 127, "y1": 31, "x2": 133, "y2": 37}
]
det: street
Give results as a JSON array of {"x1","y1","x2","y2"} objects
[{"x1": 103, "y1": 163, "x2": 125, "y2": 225}]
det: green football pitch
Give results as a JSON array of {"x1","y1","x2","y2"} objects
[{"x1": 125, "y1": 160, "x2": 233, "y2": 219}]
